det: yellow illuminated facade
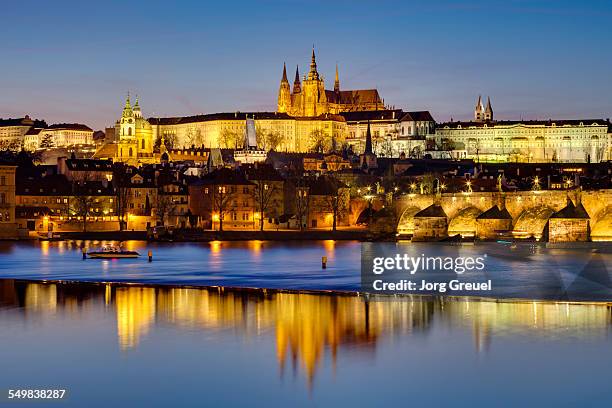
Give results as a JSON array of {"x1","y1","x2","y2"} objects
[{"x1": 434, "y1": 119, "x2": 611, "y2": 163}]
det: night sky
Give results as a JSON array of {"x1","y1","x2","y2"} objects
[{"x1": 1, "y1": 0, "x2": 611, "y2": 130}]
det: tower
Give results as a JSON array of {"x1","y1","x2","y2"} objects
[
  {"x1": 277, "y1": 63, "x2": 291, "y2": 113},
  {"x1": 360, "y1": 121, "x2": 377, "y2": 170},
  {"x1": 292, "y1": 65, "x2": 301, "y2": 94},
  {"x1": 484, "y1": 96, "x2": 493, "y2": 121},
  {"x1": 300, "y1": 47, "x2": 327, "y2": 117},
  {"x1": 114, "y1": 94, "x2": 154, "y2": 164},
  {"x1": 474, "y1": 95, "x2": 484, "y2": 122},
  {"x1": 334, "y1": 64, "x2": 340, "y2": 93},
  {"x1": 119, "y1": 94, "x2": 135, "y2": 138}
]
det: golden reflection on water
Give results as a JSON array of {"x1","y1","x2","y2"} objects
[{"x1": 2, "y1": 280, "x2": 611, "y2": 385}]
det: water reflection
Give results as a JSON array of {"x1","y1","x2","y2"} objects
[{"x1": 1, "y1": 279, "x2": 610, "y2": 389}]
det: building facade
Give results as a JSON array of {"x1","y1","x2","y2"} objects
[
  {"x1": 0, "y1": 165, "x2": 18, "y2": 238},
  {"x1": 0, "y1": 116, "x2": 47, "y2": 151},
  {"x1": 434, "y1": 119, "x2": 611, "y2": 163}
]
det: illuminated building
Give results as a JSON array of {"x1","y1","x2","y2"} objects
[
  {"x1": 0, "y1": 165, "x2": 18, "y2": 238},
  {"x1": 434, "y1": 97, "x2": 611, "y2": 163},
  {"x1": 0, "y1": 116, "x2": 47, "y2": 151},
  {"x1": 94, "y1": 95, "x2": 158, "y2": 165},
  {"x1": 277, "y1": 49, "x2": 384, "y2": 116}
]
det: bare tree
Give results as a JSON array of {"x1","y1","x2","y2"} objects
[
  {"x1": 219, "y1": 129, "x2": 242, "y2": 149},
  {"x1": 251, "y1": 180, "x2": 278, "y2": 231},
  {"x1": 293, "y1": 176, "x2": 310, "y2": 231},
  {"x1": 153, "y1": 192, "x2": 175, "y2": 226},
  {"x1": 211, "y1": 184, "x2": 236, "y2": 231},
  {"x1": 323, "y1": 187, "x2": 348, "y2": 232},
  {"x1": 265, "y1": 131, "x2": 284, "y2": 151},
  {"x1": 71, "y1": 194, "x2": 95, "y2": 232},
  {"x1": 308, "y1": 129, "x2": 330, "y2": 153},
  {"x1": 116, "y1": 185, "x2": 130, "y2": 230}
]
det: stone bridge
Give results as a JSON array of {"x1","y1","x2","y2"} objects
[{"x1": 394, "y1": 189, "x2": 612, "y2": 240}]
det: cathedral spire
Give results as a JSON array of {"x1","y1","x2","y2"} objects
[
  {"x1": 307, "y1": 47, "x2": 319, "y2": 80},
  {"x1": 334, "y1": 63, "x2": 340, "y2": 93},
  {"x1": 485, "y1": 96, "x2": 493, "y2": 121},
  {"x1": 364, "y1": 121, "x2": 373, "y2": 155},
  {"x1": 281, "y1": 62, "x2": 288, "y2": 83},
  {"x1": 293, "y1": 65, "x2": 301, "y2": 94}
]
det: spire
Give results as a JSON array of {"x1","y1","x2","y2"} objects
[
  {"x1": 122, "y1": 92, "x2": 133, "y2": 118},
  {"x1": 307, "y1": 47, "x2": 319, "y2": 80},
  {"x1": 475, "y1": 95, "x2": 482, "y2": 111},
  {"x1": 293, "y1": 65, "x2": 301, "y2": 94},
  {"x1": 484, "y1": 96, "x2": 493, "y2": 121},
  {"x1": 334, "y1": 63, "x2": 340, "y2": 93},
  {"x1": 364, "y1": 121, "x2": 373, "y2": 155},
  {"x1": 281, "y1": 62, "x2": 288, "y2": 83}
]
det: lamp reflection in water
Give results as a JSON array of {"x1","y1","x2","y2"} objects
[{"x1": 2, "y1": 280, "x2": 612, "y2": 388}]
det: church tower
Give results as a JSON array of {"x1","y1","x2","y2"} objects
[
  {"x1": 484, "y1": 96, "x2": 493, "y2": 121},
  {"x1": 277, "y1": 63, "x2": 291, "y2": 113},
  {"x1": 299, "y1": 48, "x2": 327, "y2": 117},
  {"x1": 292, "y1": 65, "x2": 301, "y2": 95},
  {"x1": 474, "y1": 95, "x2": 485, "y2": 122},
  {"x1": 114, "y1": 94, "x2": 154, "y2": 164},
  {"x1": 334, "y1": 64, "x2": 340, "y2": 93}
]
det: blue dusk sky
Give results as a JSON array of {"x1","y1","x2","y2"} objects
[{"x1": 0, "y1": 0, "x2": 611, "y2": 130}]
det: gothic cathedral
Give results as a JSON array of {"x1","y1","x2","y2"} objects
[{"x1": 277, "y1": 48, "x2": 385, "y2": 117}]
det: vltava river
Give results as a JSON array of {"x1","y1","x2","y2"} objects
[
  {"x1": 0, "y1": 240, "x2": 610, "y2": 300},
  {"x1": 0, "y1": 280, "x2": 611, "y2": 407}
]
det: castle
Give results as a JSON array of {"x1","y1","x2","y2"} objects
[{"x1": 277, "y1": 49, "x2": 384, "y2": 117}]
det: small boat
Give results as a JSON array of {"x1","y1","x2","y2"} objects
[{"x1": 87, "y1": 245, "x2": 140, "y2": 259}]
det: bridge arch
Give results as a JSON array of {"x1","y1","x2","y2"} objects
[
  {"x1": 448, "y1": 206, "x2": 483, "y2": 238},
  {"x1": 397, "y1": 206, "x2": 422, "y2": 235},
  {"x1": 591, "y1": 205, "x2": 612, "y2": 241},
  {"x1": 513, "y1": 205, "x2": 555, "y2": 240}
]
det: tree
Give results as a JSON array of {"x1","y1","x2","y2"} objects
[
  {"x1": 308, "y1": 129, "x2": 330, "y2": 153},
  {"x1": 155, "y1": 133, "x2": 176, "y2": 150},
  {"x1": 265, "y1": 131, "x2": 284, "y2": 151},
  {"x1": 219, "y1": 129, "x2": 242, "y2": 149},
  {"x1": 39, "y1": 133, "x2": 55, "y2": 149},
  {"x1": 378, "y1": 138, "x2": 394, "y2": 157},
  {"x1": 292, "y1": 175, "x2": 310, "y2": 231},
  {"x1": 323, "y1": 186, "x2": 348, "y2": 232},
  {"x1": 211, "y1": 184, "x2": 236, "y2": 231},
  {"x1": 71, "y1": 194, "x2": 95, "y2": 232},
  {"x1": 153, "y1": 191, "x2": 175, "y2": 226},
  {"x1": 115, "y1": 185, "x2": 130, "y2": 230},
  {"x1": 250, "y1": 180, "x2": 279, "y2": 231},
  {"x1": 112, "y1": 166, "x2": 131, "y2": 231},
  {"x1": 419, "y1": 173, "x2": 436, "y2": 195}
]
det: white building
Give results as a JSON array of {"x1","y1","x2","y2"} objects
[
  {"x1": 341, "y1": 109, "x2": 434, "y2": 158},
  {"x1": 434, "y1": 119, "x2": 611, "y2": 163},
  {"x1": 0, "y1": 116, "x2": 47, "y2": 151}
]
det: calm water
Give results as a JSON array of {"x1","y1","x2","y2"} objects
[
  {"x1": 0, "y1": 241, "x2": 610, "y2": 300},
  {"x1": 0, "y1": 280, "x2": 611, "y2": 407}
]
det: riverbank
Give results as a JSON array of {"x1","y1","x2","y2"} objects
[{"x1": 46, "y1": 228, "x2": 371, "y2": 242}]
